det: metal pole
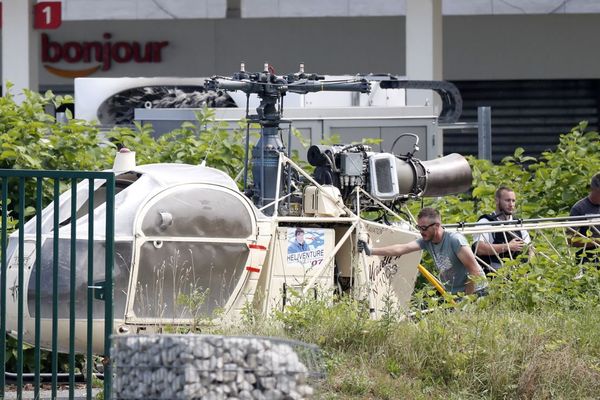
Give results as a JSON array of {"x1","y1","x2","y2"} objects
[
  {"x1": 104, "y1": 174, "x2": 115, "y2": 400},
  {"x1": 69, "y1": 179, "x2": 78, "y2": 399},
  {"x1": 417, "y1": 264, "x2": 455, "y2": 304},
  {"x1": 477, "y1": 106, "x2": 492, "y2": 161},
  {"x1": 87, "y1": 179, "x2": 95, "y2": 400},
  {"x1": 0, "y1": 179, "x2": 6, "y2": 399}
]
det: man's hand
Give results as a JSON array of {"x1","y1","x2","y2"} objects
[
  {"x1": 507, "y1": 238, "x2": 525, "y2": 252},
  {"x1": 357, "y1": 239, "x2": 372, "y2": 256}
]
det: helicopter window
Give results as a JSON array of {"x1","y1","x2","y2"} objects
[
  {"x1": 132, "y1": 241, "x2": 248, "y2": 319},
  {"x1": 57, "y1": 172, "x2": 141, "y2": 229},
  {"x1": 28, "y1": 239, "x2": 131, "y2": 319},
  {"x1": 141, "y1": 186, "x2": 253, "y2": 238}
]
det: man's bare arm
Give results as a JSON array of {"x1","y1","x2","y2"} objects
[
  {"x1": 370, "y1": 240, "x2": 421, "y2": 257},
  {"x1": 475, "y1": 239, "x2": 524, "y2": 256},
  {"x1": 456, "y1": 245, "x2": 486, "y2": 294}
]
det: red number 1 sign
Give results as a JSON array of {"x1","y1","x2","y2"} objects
[{"x1": 34, "y1": 1, "x2": 62, "y2": 30}]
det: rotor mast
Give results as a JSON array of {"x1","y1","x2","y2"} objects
[{"x1": 206, "y1": 63, "x2": 370, "y2": 215}]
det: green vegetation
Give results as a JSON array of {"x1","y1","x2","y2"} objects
[
  {"x1": 1, "y1": 89, "x2": 600, "y2": 398},
  {"x1": 235, "y1": 297, "x2": 599, "y2": 400},
  {"x1": 231, "y1": 123, "x2": 600, "y2": 399}
]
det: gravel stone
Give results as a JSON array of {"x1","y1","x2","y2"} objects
[{"x1": 112, "y1": 334, "x2": 320, "y2": 399}]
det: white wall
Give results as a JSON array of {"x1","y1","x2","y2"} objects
[
  {"x1": 61, "y1": 0, "x2": 227, "y2": 19},
  {"x1": 57, "y1": 0, "x2": 600, "y2": 20}
]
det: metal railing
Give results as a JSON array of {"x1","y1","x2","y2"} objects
[{"x1": 0, "y1": 170, "x2": 115, "y2": 400}]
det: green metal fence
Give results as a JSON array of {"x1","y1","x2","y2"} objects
[{"x1": 0, "y1": 170, "x2": 115, "y2": 400}]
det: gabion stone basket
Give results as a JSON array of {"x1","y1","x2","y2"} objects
[{"x1": 111, "y1": 334, "x2": 325, "y2": 400}]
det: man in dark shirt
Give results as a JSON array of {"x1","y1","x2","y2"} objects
[
  {"x1": 473, "y1": 186, "x2": 532, "y2": 273},
  {"x1": 570, "y1": 172, "x2": 600, "y2": 265}
]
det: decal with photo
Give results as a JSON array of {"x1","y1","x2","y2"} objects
[{"x1": 287, "y1": 227, "x2": 325, "y2": 267}]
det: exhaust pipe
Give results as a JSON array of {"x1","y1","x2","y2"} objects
[{"x1": 369, "y1": 153, "x2": 472, "y2": 199}]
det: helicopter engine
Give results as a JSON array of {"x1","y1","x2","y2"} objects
[{"x1": 306, "y1": 143, "x2": 473, "y2": 211}]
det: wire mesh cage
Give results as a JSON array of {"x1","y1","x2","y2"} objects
[{"x1": 111, "y1": 334, "x2": 325, "y2": 400}]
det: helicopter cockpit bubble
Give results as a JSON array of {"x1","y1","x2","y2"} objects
[{"x1": 5, "y1": 163, "x2": 267, "y2": 353}]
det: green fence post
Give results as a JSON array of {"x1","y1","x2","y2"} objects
[
  {"x1": 52, "y1": 178, "x2": 60, "y2": 400},
  {"x1": 104, "y1": 173, "x2": 115, "y2": 400},
  {"x1": 1, "y1": 178, "x2": 7, "y2": 398},
  {"x1": 35, "y1": 177, "x2": 43, "y2": 400},
  {"x1": 87, "y1": 178, "x2": 95, "y2": 400},
  {"x1": 17, "y1": 178, "x2": 25, "y2": 400}
]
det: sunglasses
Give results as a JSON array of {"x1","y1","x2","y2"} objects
[{"x1": 416, "y1": 222, "x2": 437, "y2": 231}]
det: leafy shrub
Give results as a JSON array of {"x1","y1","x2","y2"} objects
[
  {"x1": 412, "y1": 122, "x2": 600, "y2": 312},
  {"x1": 3, "y1": 335, "x2": 83, "y2": 374},
  {"x1": 0, "y1": 92, "x2": 251, "y2": 224}
]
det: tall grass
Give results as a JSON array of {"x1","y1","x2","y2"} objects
[{"x1": 223, "y1": 293, "x2": 600, "y2": 399}]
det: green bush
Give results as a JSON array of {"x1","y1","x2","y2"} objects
[
  {"x1": 417, "y1": 122, "x2": 599, "y2": 224},
  {"x1": 0, "y1": 90, "x2": 251, "y2": 224},
  {"x1": 273, "y1": 122, "x2": 600, "y2": 398},
  {"x1": 411, "y1": 122, "x2": 600, "y2": 311}
]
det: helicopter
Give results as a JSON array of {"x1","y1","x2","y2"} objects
[{"x1": 3, "y1": 65, "x2": 475, "y2": 354}]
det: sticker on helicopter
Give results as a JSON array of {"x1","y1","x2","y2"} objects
[{"x1": 287, "y1": 227, "x2": 325, "y2": 267}]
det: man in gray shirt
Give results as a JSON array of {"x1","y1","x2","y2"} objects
[
  {"x1": 358, "y1": 207, "x2": 487, "y2": 295},
  {"x1": 570, "y1": 172, "x2": 600, "y2": 265}
]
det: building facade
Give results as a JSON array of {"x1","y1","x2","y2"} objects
[{"x1": 2, "y1": 0, "x2": 600, "y2": 160}]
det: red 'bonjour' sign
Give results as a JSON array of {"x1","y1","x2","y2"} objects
[{"x1": 42, "y1": 33, "x2": 170, "y2": 71}]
